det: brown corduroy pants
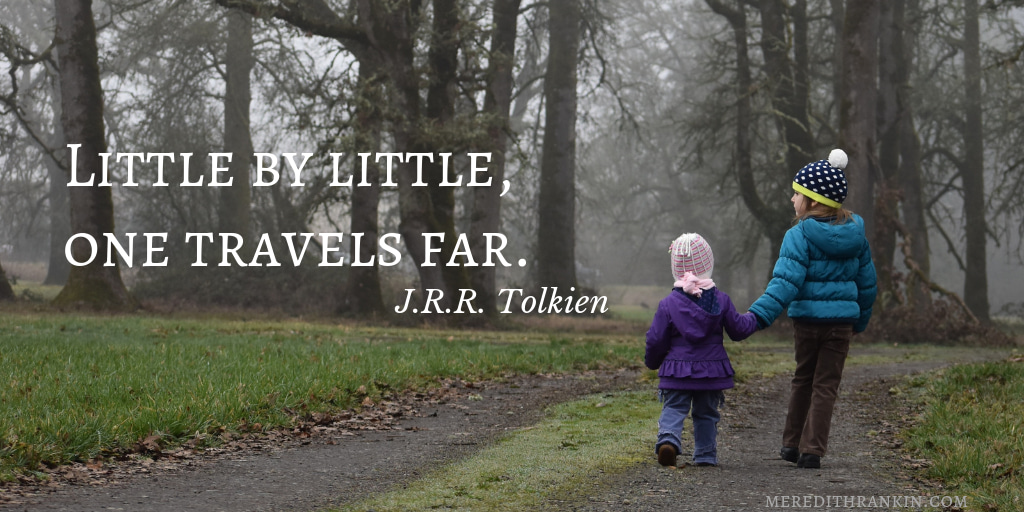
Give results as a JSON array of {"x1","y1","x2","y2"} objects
[{"x1": 782, "y1": 321, "x2": 853, "y2": 457}]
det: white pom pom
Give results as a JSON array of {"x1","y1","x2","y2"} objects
[{"x1": 828, "y1": 149, "x2": 848, "y2": 169}]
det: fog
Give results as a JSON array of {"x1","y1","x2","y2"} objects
[{"x1": 1, "y1": 0, "x2": 1022, "y2": 318}]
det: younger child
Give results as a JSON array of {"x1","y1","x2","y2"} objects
[{"x1": 645, "y1": 233, "x2": 758, "y2": 467}]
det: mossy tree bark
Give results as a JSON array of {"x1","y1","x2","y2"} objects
[{"x1": 51, "y1": 0, "x2": 136, "y2": 310}]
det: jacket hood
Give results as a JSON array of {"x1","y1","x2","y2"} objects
[{"x1": 798, "y1": 214, "x2": 865, "y2": 259}]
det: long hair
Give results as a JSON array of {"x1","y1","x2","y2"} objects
[{"x1": 794, "y1": 195, "x2": 853, "y2": 224}]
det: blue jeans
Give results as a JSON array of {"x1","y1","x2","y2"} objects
[{"x1": 656, "y1": 389, "x2": 724, "y2": 465}]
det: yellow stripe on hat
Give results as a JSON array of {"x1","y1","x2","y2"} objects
[{"x1": 792, "y1": 182, "x2": 842, "y2": 208}]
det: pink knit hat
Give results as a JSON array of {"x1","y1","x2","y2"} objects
[{"x1": 670, "y1": 233, "x2": 714, "y2": 281}]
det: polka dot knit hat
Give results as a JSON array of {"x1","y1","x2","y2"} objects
[
  {"x1": 669, "y1": 233, "x2": 714, "y2": 281},
  {"x1": 792, "y1": 149, "x2": 849, "y2": 208}
]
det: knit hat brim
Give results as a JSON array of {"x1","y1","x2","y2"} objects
[{"x1": 792, "y1": 181, "x2": 842, "y2": 208}]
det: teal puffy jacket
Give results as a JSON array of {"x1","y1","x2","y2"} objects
[{"x1": 749, "y1": 214, "x2": 877, "y2": 332}]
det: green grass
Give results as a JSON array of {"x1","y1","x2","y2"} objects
[
  {"x1": 606, "y1": 305, "x2": 656, "y2": 324},
  {"x1": 1, "y1": 305, "x2": 1013, "y2": 502},
  {"x1": 336, "y1": 390, "x2": 660, "y2": 512},
  {"x1": 0, "y1": 312, "x2": 640, "y2": 480},
  {"x1": 902, "y1": 356, "x2": 1024, "y2": 511},
  {"x1": 10, "y1": 283, "x2": 62, "y2": 302}
]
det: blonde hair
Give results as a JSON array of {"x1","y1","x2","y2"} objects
[{"x1": 794, "y1": 195, "x2": 853, "y2": 224}]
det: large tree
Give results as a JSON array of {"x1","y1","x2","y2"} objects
[
  {"x1": 961, "y1": 0, "x2": 989, "y2": 322},
  {"x1": 51, "y1": 0, "x2": 135, "y2": 310},
  {"x1": 215, "y1": 0, "x2": 478, "y2": 311},
  {"x1": 758, "y1": 0, "x2": 815, "y2": 183},
  {"x1": 704, "y1": 0, "x2": 815, "y2": 277},
  {"x1": 340, "y1": 56, "x2": 385, "y2": 316},
  {"x1": 536, "y1": 0, "x2": 582, "y2": 294},
  {"x1": 42, "y1": 99, "x2": 71, "y2": 286},
  {"x1": 838, "y1": 0, "x2": 879, "y2": 236},
  {"x1": 705, "y1": 0, "x2": 785, "y2": 258},
  {"x1": 469, "y1": 0, "x2": 522, "y2": 316},
  {"x1": 894, "y1": 0, "x2": 931, "y2": 312},
  {"x1": 874, "y1": 0, "x2": 908, "y2": 301},
  {"x1": 0, "y1": 2, "x2": 72, "y2": 287},
  {"x1": 218, "y1": 8, "x2": 254, "y2": 242}
]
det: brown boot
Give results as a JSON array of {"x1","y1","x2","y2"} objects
[{"x1": 657, "y1": 444, "x2": 678, "y2": 467}]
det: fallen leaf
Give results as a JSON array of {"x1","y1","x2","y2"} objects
[{"x1": 137, "y1": 434, "x2": 162, "y2": 454}]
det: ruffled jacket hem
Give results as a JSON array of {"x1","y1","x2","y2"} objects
[{"x1": 657, "y1": 358, "x2": 735, "y2": 380}]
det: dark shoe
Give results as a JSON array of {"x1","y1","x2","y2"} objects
[
  {"x1": 693, "y1": 461, "x2": 717, "y2": 467},
  {"x1": 797, "y1": 453, "x2": 820, "y2": 469},
  {"x1": 780, "y1": 447, "x2": 799, "y2": 463},
  {"x1": 657, "y1": 444, "x2": 678, "y2": 467}
]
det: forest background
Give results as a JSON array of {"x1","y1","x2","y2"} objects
[{"x1": 1, "y1": 0, "x2": 1023, "y2": 336}]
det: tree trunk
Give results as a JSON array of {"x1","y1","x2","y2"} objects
[
  {"x1": 874, "y1": 0, "x2": 901, "y2": 301},
  {"x1": 218, "y1": 8, "x2": 254, "y2": 242},
  {"x1": 536, "y1": 0, "x2": 581, "y2": 293},
  {"x1": 0, "y1": 257, "x2": 14, "y2": 301},
  {"x1": 758, "y1": 0, "x2": 815, "y2": 177},
  {"x1": 43, "y1": 73, "x2": 71, "y2": 286},
  {"x1": 469, "y1": 0, "x2": 521, "y2": 316},
  {"x1": 708, "y1": 0, "x2": 790, "y2": 282},
  {"x1": 368, "y1": 3, "x2": 451, "y2": 307},
  {"x1": 51, "y1": 0, "x2": 136, "y2": 310},
  {"x1": 212, "y1": 0, "x2": 474, "y2": 311},
  {"x1": 829, "y1": 0, "x2": 844, "y2": 125},
  {"x1": 43, "y1": 154, "x2": 72, "y2": 286},
  {"x1": 838, "y1": 0, "x2": 879, "y2": 238},
  {"x1": 422, "y1": 0, "x2": 471, "y2": 304},
  {"x1": 342, "y1": 57, "x2": 385, "y2": 316},
  {"x1": 962, "y1": 0, "x2": 990, "y2": 322},
  {"x1": 896, "y1": 0, "x2": 931, "y2": 312}
]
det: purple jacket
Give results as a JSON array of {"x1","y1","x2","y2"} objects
[{"x1": 645, "y1": 288, "x2": 758, "y2": 390}]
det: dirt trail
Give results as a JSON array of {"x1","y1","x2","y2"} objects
[
  {"x1": 559, "y1": 361, "x2": 944, "y2": 511},
  {"x1": 1, "y1": 371, "x2": 640, "y2": 512},
  {"x1": 0, "y1": 355, "x2": 989, "y2": 512}
]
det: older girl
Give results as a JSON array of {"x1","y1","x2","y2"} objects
[{"x1": 748, "y1": 149, "x2": 877, "y2": 469}]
